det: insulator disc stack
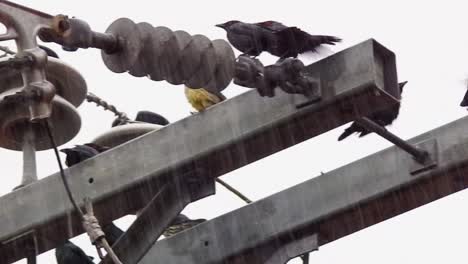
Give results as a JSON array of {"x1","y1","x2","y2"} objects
[{"x1": 101, "y1": 18, "x2": 236, "y2": 93}]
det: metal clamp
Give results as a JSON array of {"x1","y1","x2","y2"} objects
[
  {"x1": 234, "y1": 55, "x2": 321, "y2": 100},
  {"x1": 39, "y1": 15, "x2": 121, "y2": 53},
  {"x1": 0, "y1": 1, "x2": 60, "y2": 121}
]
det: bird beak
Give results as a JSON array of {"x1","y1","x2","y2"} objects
[
  {"x1": 215, "y1": 23, "x2": 225, "y2": 29},
  {"x1": 59, "y1": 149, "x2": 70, "y2": 154}
]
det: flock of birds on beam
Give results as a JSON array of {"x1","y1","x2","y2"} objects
[
  {"x1": 33, "y1": 20, "x2": 429, "y2": 263},
  {"x1": 192, "y1": 20, "x2": 406, "y2": 140}
]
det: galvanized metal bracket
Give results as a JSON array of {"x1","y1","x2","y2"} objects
[
  {"x1": 185, "y1": 167, "x2": 216, "y2": 201},
  {"x1": 410, "y1": 138, "x2": 438, "y2": 175},
  {"x1": 2, "y1": 229, "x2": 37, "y2": 262},
  {"x1": 294, "y1": 74, "x2": 322, "y2": 109}
]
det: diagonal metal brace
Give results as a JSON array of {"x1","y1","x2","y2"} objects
[
  {"x1": 356, "y1": 117, "x2": 430, "y2": 163},
  {"x1": 356, "y1": 117, "x2": 438, "y2": 174},
  {"x1": 100, "y1": 168, "x2": 215, "y2": 264}
]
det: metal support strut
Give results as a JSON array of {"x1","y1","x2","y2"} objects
[{"x1": 356, "y1": 117, "x2": 429, "y2": 163}]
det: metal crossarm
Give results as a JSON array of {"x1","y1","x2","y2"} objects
[
  {"x1": 0, "y1": 39, "x2": 398, "y2": 263},
  {"x1": 138, "y1": 116, "x2": 468, "y2": 264}
]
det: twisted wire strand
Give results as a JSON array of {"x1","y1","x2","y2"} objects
[{"x1": 85, "y1": 92, "x2": 130, "y2": 123}]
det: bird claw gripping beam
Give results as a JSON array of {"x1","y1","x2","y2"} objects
[
  {"x1": 234, "y1": 55, "x2": 320, "y2": 99},
  {"x1": 0, "y1": 0, "x2": 62, "y2": 121}
]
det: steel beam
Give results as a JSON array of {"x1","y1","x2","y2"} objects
[
  {"x1": 0, "y1": 39, "x2": 398, "y2": 263},
  {"x1": 138, "y1": 115, "x2": 468, "y2": 264},
  {"x1": 100, "y1": 171, "x2": 215, "y2": 264}
]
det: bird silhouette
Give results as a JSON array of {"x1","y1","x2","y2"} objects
[
  {"x1": 163, "y1": 214, "x2": 206, "y2": 238},
  {"x1": 55, "y1": 240, "x2": 94, "y2": 264},
  {"x1": 216, "y1": 20, "x2": 340, "y2": 59},
  {"x1": 338, "y1": 81, "x2": 407, "y2": 141},
  {"x1": 111, "y1": 110, "x2": 170, "y2": 127},
  {"x1": 60, "y1": 143, "x2": 109, "y2": 167},
  {"x1": 185, "y1": 86, "x2": 226, "y2": 113}
]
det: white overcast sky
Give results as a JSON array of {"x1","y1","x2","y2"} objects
[{"x1": 2, "y1": 0, "x2": 468, "y2": 263}]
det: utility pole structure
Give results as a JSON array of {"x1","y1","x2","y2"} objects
[
  {"x1": 2, "y1": 1, "x2": 466, "y2": 264},
  {"x1": 0, "y1": 37, "x2": 399, "y2": 263}
]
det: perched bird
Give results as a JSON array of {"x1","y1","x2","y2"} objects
[
  {"x1": 55, "y1": 240, "x2": 94, "y2": 264},
  {"x1": 60, "y1": 143, "x2": 109, "y2": 167},
  {"x1": 163, "y1": 214, "x2": 207, "y2": 238},
  {"x1": 39, "y1": 44, "x2": 59, "y2": 58},
  {"x1": 102, "y1": 222, "x2": 124, "y2": 247},
  {"x1": 60, "y1": 143, "x2": 124, "y2": 250},
  {"x1": 184, "y1": 86, "x2": 226, "y2": 113},
  {"x1": 111, "y1": 110, "x2": 170, "y2": 127},
  {"x1": 135, "y1": 110, "x2": 170, "y2": 126},
  {"x1": 338, "y1": 81, "x2": 407, "y2": 141},
  {"x1": 216, "y1": 20, "x2": 341, "y2": 59}
]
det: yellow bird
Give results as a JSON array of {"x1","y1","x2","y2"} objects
[{"x1": 184, "y1": 86, "x2": 227, "y2": 113}]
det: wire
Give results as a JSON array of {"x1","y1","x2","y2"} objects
[
  {"x1": 85, "y1": 92, "x2": 130, "y2": 123},
  {"x1": 45, "y1": 120, "x2": 123, "y2": 264},
  {"x1": 215, "y1": 178, "x2": 252, "y2": 204},
  {"x1": 44, "y1": 120, "x2": 85, "y2": 219}
]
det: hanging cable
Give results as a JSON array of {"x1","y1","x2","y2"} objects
[
  {"x1": 45, "y1": 120, "x2": 85, "y2": 219},
  {"x1": 44, "y1": 120, "x2": 123, "y2": 264}
]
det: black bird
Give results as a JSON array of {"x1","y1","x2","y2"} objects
[
  {"x1": 216, "y1": 20, "x2": 341, "y2": 59},
  {"x1": 60, "y1": 143, "x2": 109, "y2": 167},
  {"x1": 60, "y1": 143, "x2": 123, "y2": 250},
  {"x1": 338, "y1": 81, "x2": 407, "y2": 141},
  {"x1": 135, "y1": 110, "x2": 170, "y2": 126},
  {"x1": 38, "y1": 44, "x2": 59, "y2": 58},
  {"x1": 162, "y1": 214, "x2": 207, "y2": 238},
  {"x1": 102, "y1": 222, "x2": 124, "y2": 247},
  {"x1": 112, "y1": 110, "x2": 170, "y2": 127},
  {"x1": 55, "y1": 240, "x2": 94, "y2": 264}
]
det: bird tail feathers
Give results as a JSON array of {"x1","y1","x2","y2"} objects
[
  {"x1": 301, "y1": 45, "x2": 334, "y2": 62},
  {"x1": 338, "y1": 126, "x2": 356, "y2": 141}
]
